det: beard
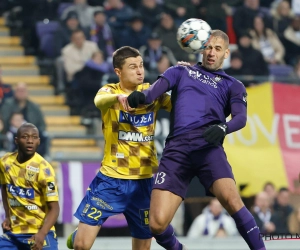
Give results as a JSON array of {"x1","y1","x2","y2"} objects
[{"x1": 202, "y1": 54, "x2": 225, "y2": 71}]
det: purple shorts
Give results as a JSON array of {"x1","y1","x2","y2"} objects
[{"x1": 153, "y1": 130, "x2": 235, "y2": 198}]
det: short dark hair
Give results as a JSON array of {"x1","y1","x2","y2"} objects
[
  {"x1": 17, "y1": 123, "x2": 38, "y2": 137},
  {"x1": 71, "y1": 29, "x2": 85, "y2": 37},
  {"x1": 278, "y1": 187, "x2": 289, "y2": 193},
  {"x1": 263, "y1": 182, "x2": 275, "y2": 190},
  {"x1": 211, "y1": 29, "x2": 229, "y2": 49},
  {"x1": 112, "y1": 46, "x2": 141, "y2": 69}
]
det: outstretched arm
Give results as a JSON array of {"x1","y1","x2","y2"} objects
[{"x1": 128, "y1": 77, "x2": 169, "y2": 108}]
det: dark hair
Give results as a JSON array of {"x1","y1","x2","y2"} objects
[
  {"x1": 263, "y1": 182, "x2": 275, "y2": 190},
  {"x1": 71, "y1": 29, "x2": 85, "y2": 37},
  {"x1": 211, "y1": 29, "x2": 229, "y2": 48},
  {"x1": 278, "y1": 187, "x2": 289, "y2": 193},
  {"x1": 112, "y1": 46, "x2": 141, "y2": 69},
  {"x1": 16, "y1": 123, "x2": 38, "y2": 137}
]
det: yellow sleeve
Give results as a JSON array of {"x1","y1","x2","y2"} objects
[
  {"x1": 159, "y1": 93, "x2": 172, "y2": 112},
  {"x1": 94, "y1": 86, "x2": 120, "y2": 111},
  {"x1": 0, "y1": 159, "x2": 6, "y2": 185},
  {"x1": 39, "y1": 163, "x2": 59, "y2": 202}
]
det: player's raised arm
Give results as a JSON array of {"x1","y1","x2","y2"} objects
[{"x1": 226, "y1": 81, "x2": 247, "y2": 134}]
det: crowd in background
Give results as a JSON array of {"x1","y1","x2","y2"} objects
[
  {"x1": 0, "y1": 0, "x2": 300, "y2": 238},
  {"x1": 0, "y1": 0, "x2": 299, "y2": 115}
]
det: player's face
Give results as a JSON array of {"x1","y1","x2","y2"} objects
[
  {"x1": 201, "y1": 36, "x2": 229, "y2": 71},
  {"x1": 115, "y1": 56, "x2": 144, "y2": 88},
  {"x1": 15, "y1": 127, "x2": 40, "y2": 156}
]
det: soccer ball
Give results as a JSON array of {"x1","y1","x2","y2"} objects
[{"x1": 177, "y1": 18, "x2": 211, "y2": 54}]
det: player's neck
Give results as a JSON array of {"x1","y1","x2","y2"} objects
[
  {"x1": 119, "y1": 82, "x2": 138, "y2": 93},
  {"x1": 17, "y1": 151, "x2": 35, "y2": 164}
]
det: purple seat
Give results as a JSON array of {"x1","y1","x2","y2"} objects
[
  {"x1": 57, "y1": 3, "x2": 73, "y2": 17},
  {"x1": 36, "y1": 21, "x2": 59, "y2": 58},
  {"x1": 268, "y1": 64, "x2": 294, "y2": 77}
]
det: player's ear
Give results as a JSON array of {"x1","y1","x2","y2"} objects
[
  {"x1": 14, "y1": 137, "x2": 18, "y2": 146},
  {"x1": 114, "y1": 68, "x2": 121, "y2": 77},
  {"x1": 224, "y1": 48, "x2": 230, "y2": 59}
]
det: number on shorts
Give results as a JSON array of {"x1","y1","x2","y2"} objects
[
  {"x1": 87, "y1": 207, "x2": 102, "y2": 221},
  {"x1": 155, "y1": 172, "x2": 166, "y2": 184}
]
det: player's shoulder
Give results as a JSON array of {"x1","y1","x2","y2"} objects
[
  {"x1": 98, "y1": 83, "x2": 119, "y2": 94},
  {"x1": 138, "y1": 83, "x2": 150, "y2": 91},
  {"x1": 0, "y1": 152, "x2": 17, "y2": 164},
  {"x1": 220, "y1": 71, "x2": 245, "y2": 89},
  {"x1": 31, "y1": 153, "x2": 52, "y2": 168}
]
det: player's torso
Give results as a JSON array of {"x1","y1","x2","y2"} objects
[
  {"x1": 170, "y1": 65, "x2": 231, "y2": 135},
  {"x1": 1, "y1": 153, "x2": 50, "y2": 233},
  {"x1": 101, "y1": 83, "x2": 160, "y2": 179}
]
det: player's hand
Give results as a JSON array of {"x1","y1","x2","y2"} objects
[
  {"x1": 2, "y1": 218, "x2": 11, "y2": 231},
  {"x1": 127, "y1": 91, "x2": 146, "y2": 108},
  {"x1": 203, "y1": 123, "x2": 228, "y2": 146},
  {"x1": 117, "y1": 94, "x2": 131, "y2": 111},
  {"x1": 29, "y1": 231, "x2": 46, "y2": 250},
  {"x1": 177, "y1": 61, "x2": 191, "y2": 66}
]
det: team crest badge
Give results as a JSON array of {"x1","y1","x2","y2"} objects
[
  {"x1": 25, "y1": 165, "x2": 39, "y2": 181},
  {"x1": 214, "y1": 75, "x2": 223, "y2": 82}
]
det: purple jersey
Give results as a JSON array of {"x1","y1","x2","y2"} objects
[{"x1": 144, "y1": 63, "x2": 247, "y2": 138}]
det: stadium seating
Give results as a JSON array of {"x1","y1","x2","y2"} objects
[{"x1": 0, "y1": 16, "x2": 102, "y2": 161}]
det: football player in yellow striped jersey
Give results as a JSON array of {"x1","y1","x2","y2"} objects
[
  {"x1": 66, "y1": 46, "x2": 171, "y2": 250},
  {"x1": 0, "y1": 123, "x2": 59, "y2": 250}
]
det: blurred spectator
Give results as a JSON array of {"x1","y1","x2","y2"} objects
[
  {"x1": 289, "y1": 56, "x2": 300, "y2": 83},
  {"x1": 0, "y1": 66, "x2": 13, "y2": 107},
  {"x1": 252, "y1": 192, "x2": 277, "y2": 234},
  {"x1": 225, "y1": 51, "x2": 255, "y2": 87},
  {"x1": 249, "y1": 16, "x2": 285, "y2": 64},
  {"x1": 53, "y1": 11, "x2": 89, "y2": 57},
  {"x1": 288, "y1": 207, "x2": 300, "y2": 234},
  {"x1": 139, "y1": 32, "x2": 177, "y2": 73},
  {"x1": 0, "y1": 116, "x2": 5, "y2": 151},
  {"x1": 263, "y1": 182, "x2": 277, "y2": 206},
  {"x1": 137, "y1": 0, "x2": 163, "y2": 29},
  {"x1": 271, "y1": 0, "x2": 294, "y2": 38},
  {"x1": 62, "y1": 29, "x2": 99, "y2": 83},
  {"x1": 118, "y1": 13, "x2": 151, "y2": 49},
  {"x1": 155, "y1": 12, "x2": 190, "y2": 62},
  {"x1": 291, "y1": 0, "x2": 300, "y2": 15},
  {"x1": 5, "y1": 112, "x2": 25, "y2": 152},
  {"x1": 90, "y1": 8, "x2": 115, "y2": 60},
  {"x1": 73, "y1": 51, "x2": 111, "y2": 115},
  {"x1": 187, "y1": 198, "x2": 237, "y2": 238},
  {"x1": 0, "y1": 82, "x2": 48, "y2": 156},
  {"x1": 146, "y1": 54, "x2": 171, "y2": 83},
  {"x1": 104, "y1": 0, "x2": 134, "y2": 30},
  {"x1": 61, "y1": 0, "x2": 96, "y2": 28},
  {"x1": 273, "y1": 187, "x2": 293, "y2": 234},
  {"x1": 237, "y1": 32, "x2": 270, "y2": 77},
  {"x1": 197, "y1": 0, "x2": 232, "y2": 32},
  {"x1": 282, "y1": 15, "x2": 300, "y2": 65},
  {"x1": 19, "y1": 0, "x2": 60, "y2": 55},
  {"x1": 233, "y1": 0, "x2": 272, "y2": 39}
]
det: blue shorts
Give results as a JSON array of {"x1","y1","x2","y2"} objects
[
  {"x1": 74, "y1": 171, "x2": 153, "y2": 239},
  {"x1": 0, "y1": 231, "x2": 57, "y2": 250}
]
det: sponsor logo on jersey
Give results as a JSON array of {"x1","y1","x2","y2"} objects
[
  {"x1": 25, "y1": 205, "x2": 38, "y2": 210},
  {"x1": 47, "y1": 182, "x2": 56, "y2": 192},
  {"x1": 188, "y1": 69, "x2": 218, "y2": 88},
  {"x1": 118, "y1": 131, "x2": 154, "y2": 142},
  {"x1": 99, "y1": 87, "x2": 111, "y2": 93},
  {"x1": 7, "y1": 185, "x2": 34, "y2": 199},
  {"x1": 119, "y1": 111, "x2": 154, "y2": 127},
  {"x1": 8, "y1": 198, "x2": 22, "y2": 207},
  {"x1": 26, "y1": 165, "x2": 39, "y2": 173}
]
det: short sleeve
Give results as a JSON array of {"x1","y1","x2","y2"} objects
[
  {"x1": 229, "y1": 80, "x2": 247, "y2": 107},
  {"x1": 39, "y1": 163, "x2": 59, "y2": 202},
  {"x1": 158, "y1": 93, "x2": 172, "y2": 112},
  {"x1": 0, "y1": 159, "x2": 5, "y2": 185},
  {"x1": 159, "y1": 66, "x2": 184, "y2": 90}
]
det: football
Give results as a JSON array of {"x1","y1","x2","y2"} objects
[{"x1": 177, "y1": 18, "x2": 211, "y2": 54}]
